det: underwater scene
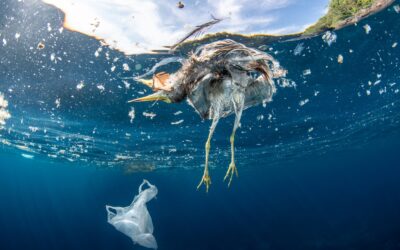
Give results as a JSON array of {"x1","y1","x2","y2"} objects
[{"x1": 1, "y1": 0, "x2": 400, "y2": 249}]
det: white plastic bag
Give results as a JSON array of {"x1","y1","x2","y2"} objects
[{"x1": 106, "y1": 180, "x2": 158, "y2": 249}]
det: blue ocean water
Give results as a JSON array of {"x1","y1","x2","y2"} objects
[{"x1": 1, "y1": 0, "x2": 400, "y2": 249}]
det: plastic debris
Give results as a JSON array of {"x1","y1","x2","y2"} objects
[
  {"x1": 322, "y1": 31, "x2": 337, "y2": 46},
  {"x1": 363, "y1": 24, "x2": 371, "y2": 34},
  {"x1": 106, "y1": 180, "x2": 158, "y2": 249},
  {"x1": 337, "y1": 54, "x2": 343, "y2": 64},
  {"x1": 128, "y1": 107, "x2": 135, "y2": 123},
  {"x1": 293, "y1": 43, "x2": 304, "y2": 56}
]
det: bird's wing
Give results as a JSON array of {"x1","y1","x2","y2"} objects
[{"x1": 167, "y1": 16, "x2": 223, "y2": 52}]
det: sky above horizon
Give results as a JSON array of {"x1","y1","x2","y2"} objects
[{"x1": 41, "y1": 0, "x2": 330, "y2": 54}]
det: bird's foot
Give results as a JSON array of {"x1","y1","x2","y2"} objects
[
  {"x1": 197, "y1": 171, "x2": 211, "y2": 192},
  {"x1": 224, "y1": 162, "x2": 238, "y2": 187}
]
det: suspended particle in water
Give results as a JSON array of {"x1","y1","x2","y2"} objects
[
  {"x1": 278, "y1": 78, "x2": 296, "y2": 88},
  {"x1": 392, "y1": 42, "x2": 398, "y2": 48},
  {"x1": 142, "y1": 112, "x2": 156, "y2": 119},
  {"x1": 123, "y1": 63, "x2": 130, "y2": 71},
  {"x1": 21, "y1": 154, "x2": 34, "y2": 159},
  {"x1": 28, "y1": 126, "x2": 39, "y2": 133},
  {"x1": 76, "y1": 81, "x2": 85, "y2": 90},
  {"x1": 393, "y1": 5, "x2": 400, "y2": 13},
  {"x1": 322, "y1": 31, "x2": 337, "y2": 46},
  {"x1": 293, "y1": 43, "x2": 304, "y2": 56},
  {"x1": 258, "y1": 45, "x2": 268, "y2": 51},
  {"x1": 299, "y1": 99, "x2": 309, "y2": 106},
  {"x1": 337, "y1": 54, "x2": 343, "y2": 64},
  {"x1": 171, "y1": 119, "x2": 184, "y2": 125},
  {"x1": 303, "y1": 69, "x2": 311, "y2": 76},
  {"x1": 135, "y1": 64, "x2": 142, "y2": 71},
  {"x1": 37, "y1": 42, "x2": 45, "y2": 49},
  {"x1": 94, "y1": 47, "x2": 102, "y2": 57},
  {"x1": 123, "y1": 80, "x2": 131, "y2": 89},
  {"x1": 55, "y1": 98, "x2": 61, "y2": 108},
  {"x1": 363, "y1": 24, "x2": 371, "y2": 34},
  {"x1": 128, "y1": 107, "x2": 135, "y2": 123},
  {"x1": 97, "y1": 84, "x2": 105, "y2": 92}
]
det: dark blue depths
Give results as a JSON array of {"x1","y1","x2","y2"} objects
[{"x1": 1, "y1": 138, "x2": 400, "y2": 250}]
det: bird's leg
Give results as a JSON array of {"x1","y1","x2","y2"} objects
[
  {"x1": 224, "y1": 94, "x2": 244, "y2": 187},
  {"x1": 197, "y1": 117, "x2": 219, "y2": 192}
]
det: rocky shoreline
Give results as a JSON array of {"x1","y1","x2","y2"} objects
[{"x1": 334, "y1": 0, "x2": 395, "y2": 29}]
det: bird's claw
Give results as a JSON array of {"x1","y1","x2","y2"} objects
[
  {"x1": 197, "y1": 171, "x2": 211, "y2": 192},
  {"x1": 224, "y1": 162, "x2": 238, "y2": 187}
]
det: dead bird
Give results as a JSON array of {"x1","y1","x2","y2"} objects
[{"x1": 129, "y1": 39, "x2": 286, "y2": 192}]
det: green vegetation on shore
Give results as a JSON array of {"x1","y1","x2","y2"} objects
[
  {"x1": 179, "y1": 0, "x2": 390, "y2": 51},
  {"x1": 304, "y1": 0, "x2": 375, "y2": 35}
]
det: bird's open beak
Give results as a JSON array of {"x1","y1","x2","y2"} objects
[
  {"x1": 136, "y1": 78, "x2": 153, "y2": 88},
  {"x1": 128, "y1": 92, "x2": 172, "y2": 103},
  {"x1": 136, "y1": 72, "x2": 172, "y2": 91}
]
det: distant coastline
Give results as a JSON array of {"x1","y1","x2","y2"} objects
[
  {"x1": 304, "y1": 0, "x2": 395, "y2": 34},
  {"x1": 179, "y1": 0, "x2": 395, "y2": 51}
]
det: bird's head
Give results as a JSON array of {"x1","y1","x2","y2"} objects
[{"x1": 128, "y1": 72, "x2": 186, "y2": 104}]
